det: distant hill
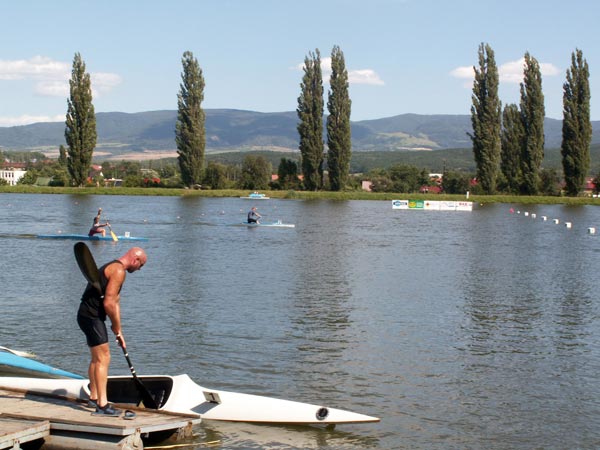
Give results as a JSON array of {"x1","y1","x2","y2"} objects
[{"x1": 0, "y1": 109, "x2": 598, "y2": 159}]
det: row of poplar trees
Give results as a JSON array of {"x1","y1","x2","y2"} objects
[
  {"x1": 297, "y1": 46, "x2": 352, "y2": 191},
  {"x1": 174, "y1": 47, "x2": 352, "y2": 191},
  {"x1": 470, "y1": 43, "x2": 592, "y2": 196}
]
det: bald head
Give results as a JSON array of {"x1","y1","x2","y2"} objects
[{"x1": 119, "y1": 247, "x2": 147, "y2": 273}]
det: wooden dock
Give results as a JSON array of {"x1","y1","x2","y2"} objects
[
  {"x1": 0, "y1": 387, "x2": 201, "y2": 450},
  {"x1": 0, "y1": 417, "x2": 50, "y2": 449}
]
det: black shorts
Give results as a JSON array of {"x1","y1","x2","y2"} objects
[{"x1": 77, "y1": 314, "x2": 108, "y2": 347}]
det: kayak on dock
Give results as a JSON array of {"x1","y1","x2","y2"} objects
[{"x1": 0, "y1": 374, "x2": 379, "y2": 425}]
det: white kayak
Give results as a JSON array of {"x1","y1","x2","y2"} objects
[
  {"x1": 0, "y1": 374, "x2": 379, "y2": 425},
  {"x1": 243, "y1": 220, "x2": 295, "y2": 228}
]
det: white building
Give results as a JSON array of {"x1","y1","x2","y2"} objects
[{"x1": 0, "y1": 167, "x2": 27, "y2": 186}]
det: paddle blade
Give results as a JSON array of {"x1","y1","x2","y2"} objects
[
  {"x1": 74, "y1": 242, "x2": 101, "y2": 293},
  {"x1": 120, "y1": 345, "x2": 159, "y2": 409},
  {"x1": 110, "y1": 229, "x2": 118, "y2": 242},
  {"x1": 136, "y1": 378, "x2": 159, "y2": 409}
]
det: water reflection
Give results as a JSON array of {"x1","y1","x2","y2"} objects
[{"x1": 289, "y1": 201, "x2": 354, "y2": 372}]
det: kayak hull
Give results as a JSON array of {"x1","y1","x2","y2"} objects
[
  {"x1": 240, "y1": 194, "x2": 270, "y2": 199},
  {"x1": 0, "y1": 374, "x2": 379, "y2": 425},
  {"x1": 242, "y1": 222, "x2": 295, "y2": 228},
  {"x1": 37, "y1": 234, "x2": 149, "y2": 242}
]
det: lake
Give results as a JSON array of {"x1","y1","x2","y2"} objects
[{"x1": 0, "y1": 193, "x2": 599, "y2": 449}]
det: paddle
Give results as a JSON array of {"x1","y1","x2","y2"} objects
[
  {"x1": 106, "y1": 222, "x2": 118, "y2": 242},
  {"x1": 72, "y1": 242, "x2": 159, "y2": 409},
  {"x1": 115, "y1": 339, "x2": 159, "y2": 409},
  {"x1": 74, "y1": 242, "x2": 101, "y2": 292}
]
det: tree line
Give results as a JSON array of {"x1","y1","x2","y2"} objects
[
  {"x1": 7, "y1": 45, "x2": 597, "y2": 196},
  {"x1": 471, "y1": 44, "x2": 592, "y2": 196}
]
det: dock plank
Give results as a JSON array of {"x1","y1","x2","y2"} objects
[
  {"x1": 0, "y1": 387, "x2": 200, "y2": 438},
  {"x1": 0, "y1": 417, "x2": 50, "y2": 450}
]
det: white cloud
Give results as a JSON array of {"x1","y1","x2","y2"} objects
[
  {"x1": 349, "y1": 69, "x2": 385, "y2": 86},
  {"x1": 0, "y1": 56, "x2": 123, "y2": 126},
  {"x1": 35, "y1": 80, "x2": 69, "y2": 97},
  {"x1": 0, "y1": 114, "x2": 64, "y2": 127},
  {"x1": 0, "y1": 55, "x2": 122, "y2": 98},
  {"x1": 450, "y1": 58, "x2": 561, "y2": 86},
  {"x1": 0, "y1": 56, "x2": 69, "y2": 81},
  {"x1": 93, "y1": 72, "x2": 123, "y2": 91},
  {"x1": 294, "y1": 58, "x2": 384, "y2": 86},
  {"x1": 449, "y1": 66, "x2": 474, "y2": 79}
]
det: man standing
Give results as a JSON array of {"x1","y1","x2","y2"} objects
[{"x1": 77, "y1": 247, "x2": 147, "y2": 416}]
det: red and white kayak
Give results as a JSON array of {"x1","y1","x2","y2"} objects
[{"x1": 0, "y1": 374, "x2": 379, "y2": 425}]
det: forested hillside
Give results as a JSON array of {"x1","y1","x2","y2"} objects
[{"x1": 1, "y1": 110, "x2": 598, "y2": 158}]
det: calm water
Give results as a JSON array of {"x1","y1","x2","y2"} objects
[{"x1": 1, "y1": 193, "x2": 599, "y2": 449}]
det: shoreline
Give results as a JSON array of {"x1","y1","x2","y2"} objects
[{"x1": 1, "y1": 186, "x2": 599, "y2": 206}]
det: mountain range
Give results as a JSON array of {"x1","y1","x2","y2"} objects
[{"x1": 0, "y1": 109, "x2": 598, "y2": 160}]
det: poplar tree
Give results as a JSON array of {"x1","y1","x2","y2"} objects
[
  {"x1": 501, "y1": 103, "x2": 524, "y2": 194},
  {"x1": 469, "y1": 43, "x2": 502, "y2": 194},
  {"x1": 519, "y1": 52, "x2": 545, "y2": 195},
  {"x1": 65, "y1": 53, "x2": 96, "y2": 187},
  {"x1": 327, "y1": 45, "x2": 352, "y2": 191},
  {"x1": 561, "y1": 49, "x2": 592, "y2": 197},
  {"x1": 176, "y1": 51, "x2": 205, "y2": 188},
  {"x1": 297, "y1": 49, "x2": 324, "y2": 191},
  {"x1": 58, "y1": 145, "x2": 67, "y2": 167}
]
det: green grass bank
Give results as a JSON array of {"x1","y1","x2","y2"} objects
[{"x1": 2, "y1": 185, "x2": 600, "y2": 206}]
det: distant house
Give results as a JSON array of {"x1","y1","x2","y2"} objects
[
  {"x1": 1, "y1": 162, "x2": 27, "y2": 186},
  {"x1": 104, "y1": 178, "x2": 123, "y2": 187},
  {"x1": 583, "y1": 177, "x2": 596, "y2": 196},
  {"x1": 420, "y1": 185, "x2": 442, "y2": 194},
  {"x1": 361, "y1": 180, "x2": 373, "y2": 192}
]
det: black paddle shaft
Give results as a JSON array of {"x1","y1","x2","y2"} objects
[{"x1": 119, "y1": 344, "x2": 159, "y2": 409}]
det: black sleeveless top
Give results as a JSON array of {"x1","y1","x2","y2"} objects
[{"x1": 78, "y1": 260, "x2": 123, "y2": 321}]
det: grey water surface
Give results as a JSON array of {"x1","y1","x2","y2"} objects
[{"x1": 1, "y1": 193, "x2": 599, "y2": 449}]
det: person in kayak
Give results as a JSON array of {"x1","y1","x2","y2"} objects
[
  {"x1": 77, "y1": 247, "x2": 147, "y2": 416},
  {"x1": 88, "y1": 208, "x2": 110, "y2": 237},
  {"x1": 247, "y1": 206, "x2": 261, "y2": 224}
]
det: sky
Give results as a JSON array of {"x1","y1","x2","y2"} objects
[{"x1": 0, "y1": 0, "x2": 598, "y2": 127}]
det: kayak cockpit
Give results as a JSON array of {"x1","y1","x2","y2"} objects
[{"x1": 106, "y1": 376, "x2": 173, "y2": 409}]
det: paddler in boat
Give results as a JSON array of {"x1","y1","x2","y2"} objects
[
  {"x1": 88, "y1": 208, "x2": 110, "y2": 237},
  {"x1": 247, "y1": 206, "x2": 262, "y2": 224},
  {"x1": 76, "y1": 247, "x2": 148, "y2": 416}
]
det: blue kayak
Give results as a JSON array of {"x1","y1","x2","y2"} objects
[
  {"x1": 37, "y1": 234, "x2": 149, "y2": 242},
  {"x1": 0, "y1": 351, "x2": 83, "y2": 379}
]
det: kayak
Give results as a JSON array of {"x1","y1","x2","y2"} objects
[
  {"x1": 240, "y1": 193, "x2": 270, "y2": 200},
  {"x1": 0, "y1": 374, "x2": 379, "y2": 425},
  {"x1": 0, "y1": 351, "x2": 84, "y2": 379},
  {"x1": 37, "y1": 234, "x2": 149, "y2": 242},
  {"x1": 242, "y1": 220, "x2": 295, "y2": 228}
]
